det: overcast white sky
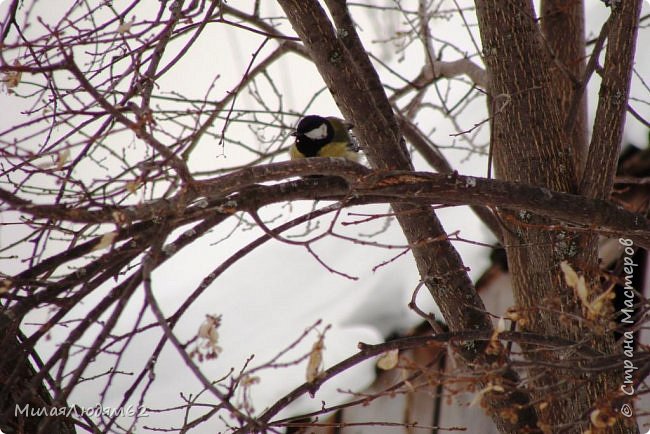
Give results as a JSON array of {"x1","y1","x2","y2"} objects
[{"x1": 1, "y1": 1, "x2": 649, "y2": 433}]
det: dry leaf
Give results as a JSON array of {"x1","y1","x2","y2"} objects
[
  {"x1": 469, "y1": 383, "x2": 505, "y2": 407},
  {"x1": 0, "y1": 279, "x2": 12, "y2": 294},
  {"x1": 560, "y1": 261, "x2": 580, "y2": 289},
  {"x1": 198, "y1": 314, "x2": 221, "y2": 345},
  {"x1": 126, "y1": 180, "x2": 140, "y2": 194},
  {"x1": 377, "y1": 349, "x2": 399, "y2": 370},
  {"x1": 496, "y1": 316, "x2": 506, "y2": 333},
  {"x1": 193, "y1": 314, "x2": 222, "y2": 361},
  {"x1": 56, "y1": 149, "x2": 70, "y2": 170},
  {"x1": 2, "y1": 60, "x2": 22, "y2": 90},
  {"x1": 117, "y1": 20, "x2": 134, "y2": 34},
  {"x1": 112, "y1": 210, "x2": 128, "y2": 226},
  {"x1": 92, "y1": 231, "x2": 117, "y2": 251},
  {"x1": 561, "y1": 261, "x2": 611, "y2": 319},
  {"x1": 561, "y1": 261, "x2": 589, "y2": 308},
  {"x1": 306, "y1": 336, "x2": 324, "y2": 383}
]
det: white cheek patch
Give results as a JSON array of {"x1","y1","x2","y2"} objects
[{"x1": 304, "y1": 123, "x2": 328, "y2": 140}]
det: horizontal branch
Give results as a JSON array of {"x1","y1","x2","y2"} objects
[
  {"x1": 350, "y1": 170, "x2": 650, "y2": 247},
  {"x1": 2, "y1": 158, "x2": 649, "y2": 247}
]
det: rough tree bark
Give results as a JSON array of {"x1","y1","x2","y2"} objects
[
  {"x1": 279, "y1": 0, "x2": 644, "y2": 432},
  {"x1": 541, "y1": 0, "x2": 588, "y2": 177},
  {"x1": 474, "y1": 0, "x2": 643, "y2": 432},
  {"x1": 277, "y1": 0, "x2": 539, "y2": 432},
  {"x1": 1, "y1": 1, "x2": 645, "y2": 433}
]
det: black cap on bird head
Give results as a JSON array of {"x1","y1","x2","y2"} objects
[
  {"x1": 294, "y1": 115, "x2": 333, "y2": 141},
  {"x1": 292, "y1": 115, "x2": 335, "y2": 157}
]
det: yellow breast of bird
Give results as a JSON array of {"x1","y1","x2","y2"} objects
[
  {"x1": 289, "y1": 145, "x2": 304, "y2": 160},
  {"x1": 317, "y1": 142, "x2": 359, "y2": 162}
]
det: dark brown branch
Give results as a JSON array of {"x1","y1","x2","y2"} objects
[
  {"x1": 397, "y1": 116, "x2": 503, "y2": 242},
  {"x1": 237, "y1": 329, "x2": 650, "y2": 433},
  {"x1": 62, "y1": 51, "x2": 194, "y2": 184},
  {"x1": 3, "y1": 160, "x2": 649, "y2": 249},
  {"x1": 580, "y1": 0, "x2": 644, "y2": 199},
  {"x1": 563, "y1": 17, "x2": 610, "y2": 136}
]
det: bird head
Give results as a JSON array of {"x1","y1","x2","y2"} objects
[{"x1": 293, "y1": 115, "x2": 333, "y2": 143}]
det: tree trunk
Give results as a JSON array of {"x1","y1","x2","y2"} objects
[
  {"x1": 277, "y1": 1, "x2": 539, "y2": 432},
  {"x1": 474, "y1": 0, "x2": 642, "y2": 432}
]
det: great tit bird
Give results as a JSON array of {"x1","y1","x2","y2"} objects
[{"x1": 290, "y1": 115, "x2": 360, "y2": 162}]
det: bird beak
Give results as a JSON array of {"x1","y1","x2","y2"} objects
[
  {"x1": 343, "y1": 122, "x2": 354, "y2": 130},
  {"x1": 290, "y1": 131, "x2": 297, "y2": 137}
]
